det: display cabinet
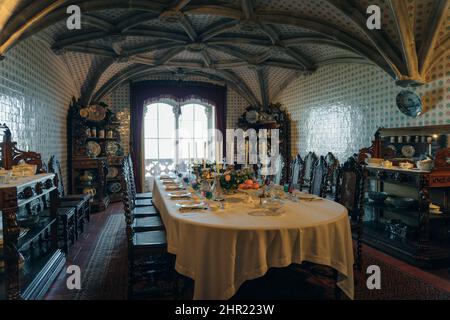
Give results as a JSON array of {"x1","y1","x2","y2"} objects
[
  {"x1": 360, "y1": 126, "x2": 450, "y2": 268},
  {"x1": 237, "y1": 103, "x2": 291, "y2": 184},
  {"x1": 0, "y1": 125, "x2": 65, "y2": 299},
  {"x1": 68, "y1": 99, "x2": 125, "y2": 212}
]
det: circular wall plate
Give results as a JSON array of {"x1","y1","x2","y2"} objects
[
  {"x1": 396, "y1": 90, "x2": 422, "y2": 117},
  {"x1": 87, "y1": 105, "x2": 107, "y2": 122},
  {"x1": 107, "y1": 167, "x2": 119, "y2": 179},
  {"x1": 108, "y1": 182, "x2": 122, "y2": 193},
  {"x1": 401, "y1": 145, "x2": 416, "y2": 158}
]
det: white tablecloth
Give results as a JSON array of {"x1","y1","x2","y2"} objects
[{"x1": 153, "y1": 179, "x2": 354, "y2": 300}]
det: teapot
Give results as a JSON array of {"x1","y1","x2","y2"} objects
[{"x1": 416, "y1": 159, "x2": 433, "y2": 171}]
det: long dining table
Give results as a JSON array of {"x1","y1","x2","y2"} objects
[{"x1": 152, "y1": 177, "x2": 355, "y2": 300}]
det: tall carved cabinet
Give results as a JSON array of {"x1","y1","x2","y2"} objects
[
  {"x1": 238, "y1": 103, "x2": 291, "y2": 184},
  {"x1": 68, "y1": 100, "x2": 125, "y2": 212}
]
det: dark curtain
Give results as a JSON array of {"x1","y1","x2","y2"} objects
[{"x1": 130, "y1": 80, "x2": 227, "y2": 192}]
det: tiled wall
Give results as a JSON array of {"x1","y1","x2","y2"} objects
[
  {"x1": 0, "y1": 38, "x2": 77, "y2": 185},
  {"x1": 277, "y1": 56, "x2": 450, "y2": 162},
  {"x1": 104, "y1": 82, "x2": 249, "y2": 153}
]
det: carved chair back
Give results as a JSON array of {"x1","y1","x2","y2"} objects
[
  {"x1": 325, "y1": 152, "x2": 340, "y2": 194},
  {"x1": 302, "y1": 152, "x2": 318, "y2": 189},
  {"x1": 289, "y1": 154, "x2": 303, "y2": 189},
  {"x1": 310, "y1": 156, "x2": 328, "y2": 197},
  {"x1": 335, "y1": 157, "x2": 365, "y2": 222},
  {"x1": 120, "y1": 155, "x2": 136, "y2": 244},
  {"x1": 0, "y1": 123, "x2": 45, "y2": 173}
]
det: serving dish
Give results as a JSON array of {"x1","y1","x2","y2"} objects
[{"x1": 365, "y1": 158, "x2": 383, "y2": 166}]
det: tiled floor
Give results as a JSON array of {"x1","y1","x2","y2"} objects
[{"x1": 44, "y1": 202, "x2": 450, "y2": 300}]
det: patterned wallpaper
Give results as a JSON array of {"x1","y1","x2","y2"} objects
[
  {"x1": 277, "y1": 55, "x2": 450, "y2": 162},
  {"x1": 104, "y1": 82, "x2": 250, "y2": 154},
  {"x1": 0, "y1": 38, "x2": 77, "y2": 186}
]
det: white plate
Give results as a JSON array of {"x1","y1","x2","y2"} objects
[
  {"x1": 168, "y1": 192, "x2": 192, "y2": 198},
  {"x1": 176, "y1": 201, "x2": 208, "y2": 209}
]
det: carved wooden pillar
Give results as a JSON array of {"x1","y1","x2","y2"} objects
[{"x1": 1, "y1": 189, "x2": 21, "y2": 300}]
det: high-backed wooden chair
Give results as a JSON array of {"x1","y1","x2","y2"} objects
[
  {"x1": 325, "y1": 152, "x2": 340, "y2": 196},
  {"x1": 127, "y1": 155, "x2": 153, "y2": 205},
  {"x1": 335, "y1": 157, "x2": 366, "y2": 270},
  {"x1": 120, "y1": 156, "x2": 173, "y2": 298},
  {"x1": 289, "y1": 154, "x2": 303, "y2": 190},
  {"x1": 310, "y1": 156, "x2": 328, "y2": 197},
  {"x1": 301, "y1": 152, "x2": 318, "y2": 190},
  {"x1": 48, "y1": 156, "x2": 90, "y2": 240}
]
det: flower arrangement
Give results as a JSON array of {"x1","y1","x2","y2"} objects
[{"x1": 220, "y1": 167, "x2": 255, "y2": 191}]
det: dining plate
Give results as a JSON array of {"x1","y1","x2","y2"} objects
[
  {"x1": 401, "y1": 145, "x2": 415, "y2": 158},
  {"x1": 107, "y1": 166, "x2": 119, "y2": 179},
  {"x1": 176, "y1": 201, "x2": 208, "y2": 209},
  {"x1": 168, "y1": 191, "x2": 192, "y2": 198},
  {"x1": 86, "y1": 141, "x2": 101, "y2": 157},
  {"x1": 164, "y1": 185, "x2": 184, "y2": 191}
]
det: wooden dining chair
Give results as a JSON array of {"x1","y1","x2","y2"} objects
[
  {"x1": 126, "y1": 155, "x2": 153, "y2": 205},
  {"x1": 120, "y1": 157, "x2": 164, "y2": 232},
  {"x1": 289, "y1": 154, "x2": 303, "y2": 190},
  {"x1": 309, "y1": 156, "x2": 328, "y2": 197},
  {"x1": 120, "y1": 156, "x2": 174, "y2": 299},
  {"x1": 335, "y1": 157, "x2": 366, "y2": 270},
  {"x1": 48, "y1": 156, "x2": 91, "y2": 240},
  {"x1": 325, "y1": 152, "x2": 340, "y2": 197},
  {"x1": 301, "y1": 152, "x2": 318, "y2": 191}
]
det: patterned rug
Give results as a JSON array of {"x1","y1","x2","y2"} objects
[
  {"x1": 74, "y1": 214, "x2": 127, "y2": 300},
  {"x1": 354, "y1": 254, "x2": 450, "y2": 300}
]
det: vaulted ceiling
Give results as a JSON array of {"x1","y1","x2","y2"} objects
[{"x1": 0, "y1": 0, "x2": 449, "y2": 108}]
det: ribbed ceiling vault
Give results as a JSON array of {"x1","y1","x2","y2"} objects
[{"x1": 0, "y1": 0, "x2": 448, "y2": 108}]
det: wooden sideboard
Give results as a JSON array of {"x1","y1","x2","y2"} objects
[
  {"x1": 0, "y1": 174, "x2": 65, "y2": 299},
  {"x1": 360, "y1": 126, "x2": 450, "y2": 268}
]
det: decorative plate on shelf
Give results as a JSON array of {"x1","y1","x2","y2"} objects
[
  {"x1": 401, "y1": 145, "x2": 415, "y2": 158},
  {"x1": 108, "y1": 182, "x2": 122, "y2": 194},
  {"x1": 87, "y1": 104, "x2": 107, "y2": 122},
  {"x1": 86, "y1": 141, "x2": 102, "y2": 157},
  {"x1": 245, "y1": 110, "x2": 260, "y2": 124},
  {"x1": 79, "y1": 108, "x2": 89, "y2": 118},
  {"x1": 105, "y1": 141, "x2": 121, "y2": 156},
  {"x1": 107, "y1": 167, "x2": 119, "y2": 179}
]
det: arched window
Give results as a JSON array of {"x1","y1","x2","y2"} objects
[{"x1": 143, "y1": 101, "x2": 215, "y2": 188}]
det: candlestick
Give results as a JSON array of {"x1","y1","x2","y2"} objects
[{"x1": 204, "y1": 141, "x2": 207, "y2": 162}]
